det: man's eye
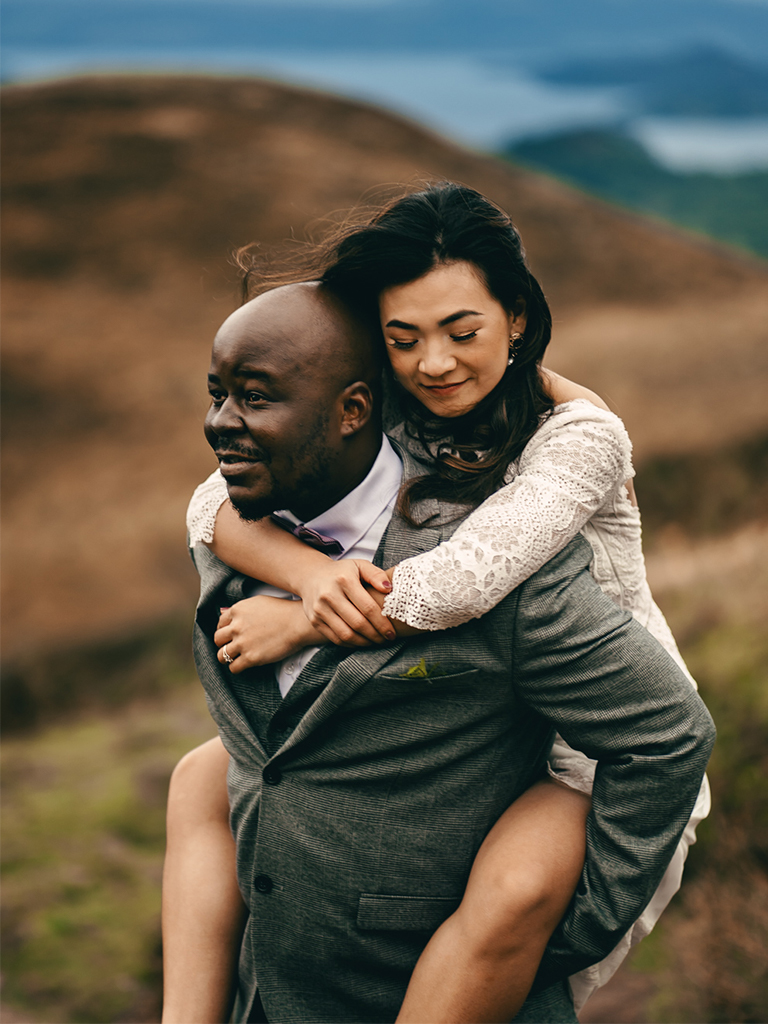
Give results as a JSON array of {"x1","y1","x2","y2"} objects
[
  {"x1": 451, "y1": 331, "x2": 477, "y2": 342},
  {"x1": 246, "y1": 391, "x2": 267, "y2": 403},
  {"x1": 208, "y1": 390, "x2": 225, "y2": 405}
]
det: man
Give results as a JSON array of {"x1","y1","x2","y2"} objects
[{"x1": 191, "y1": 281, "x2": 714, "y2": 1023}]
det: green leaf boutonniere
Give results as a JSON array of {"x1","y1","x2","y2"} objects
[{"x1": 400, "y1": 658, "x2": 443, "y2": 679}]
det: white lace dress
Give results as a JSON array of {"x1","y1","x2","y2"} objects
[{"x1": 187, "y1": 398, "x2": 710, "y2": 1010}]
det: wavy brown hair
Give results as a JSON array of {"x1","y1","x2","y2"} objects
[{"x1": 236, "y1": 182, "x2": 555, "y2": 523}]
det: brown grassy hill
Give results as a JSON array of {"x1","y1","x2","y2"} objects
[{"x1": 2, "y1": 73, "x2": 768, "y2": 666}]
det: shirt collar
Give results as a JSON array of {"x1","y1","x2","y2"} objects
[{"x1": 281, "y1": 435, "x2": 403, "y2": 556}]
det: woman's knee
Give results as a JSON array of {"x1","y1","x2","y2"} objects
[
  {"x1": 461, "y1": 860, "x2": 568, "y2": 958},
  {"x1": 458, "y1": 785, "x2": 590, "y2": 956},
  {"x1": 167, "y1": 737, "x2": 230, "y2": 833}
]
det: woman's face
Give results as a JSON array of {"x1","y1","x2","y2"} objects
[{"x1": 379, "y1": 261, "x2": 526, "y2": 418}]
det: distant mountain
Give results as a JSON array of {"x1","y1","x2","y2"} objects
[
  {"x1": 504, "y1": 128, "x2": 768, "y2": 258},
  {"x1": 539, "y1": 46, "x2": 768, "y2": 116}
]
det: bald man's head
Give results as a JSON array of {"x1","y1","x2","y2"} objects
[
  {"x1": 204, "y1": 282, "x2": 385, "y2": 521},
  {"x1": 217, "y1": 282, "x2": 382, "y2": 397}
]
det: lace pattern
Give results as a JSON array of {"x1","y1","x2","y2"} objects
[
  {"x1": 187, "y1": 469, "x2": 229, "y2": 546},
  {"x1": 384, "y1": 400, "x2": 634, "y2": 630},
  {"x1": 382, "y1": 399, "x2": 698, "y2": 805}
]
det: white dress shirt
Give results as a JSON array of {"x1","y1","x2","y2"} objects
[{"x1": 248, "y1": 434, "x2": 402, "y2": 696}]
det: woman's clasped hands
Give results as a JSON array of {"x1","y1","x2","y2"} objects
[{"x1": 214, "y1": 558, "x2": 396, "y2": 671}]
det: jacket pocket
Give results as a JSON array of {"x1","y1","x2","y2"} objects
[
  {"x1": 377, "y1": 667, "x2": 480, "y2": 685},
  {"x1": 357, "y1": 893, "x2": 461, "y2": 932}
]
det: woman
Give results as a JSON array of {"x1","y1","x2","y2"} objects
[{"x1": 163, "y1": 183, "x2": 710, "y2": 1023}]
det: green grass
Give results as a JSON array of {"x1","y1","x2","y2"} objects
[
  {"x1": 1, "y1": 683, "x2": 217, "y2": 1024},
  {"x1": 617, "y1": 550, "x2": 768, "y2": 1022}
]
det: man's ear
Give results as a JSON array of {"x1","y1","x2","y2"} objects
[{"x1": 338, "y1": 381, "x2": 374, "y2": 437}]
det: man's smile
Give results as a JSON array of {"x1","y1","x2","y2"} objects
[{"x1": 214, "y1": 442, "x2": 268, "y2": 477}]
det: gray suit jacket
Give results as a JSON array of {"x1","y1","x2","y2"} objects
[{"x1": 191, "y1": 451, "x2": 714, "y2": 1024}]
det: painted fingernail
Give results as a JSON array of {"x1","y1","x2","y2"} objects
[
  {"x1": 382, "y1": 581, "x2": 392, "y2": 590},
  {"x1": 385, "y1": 630, "x2": 396, "y2": 640}
]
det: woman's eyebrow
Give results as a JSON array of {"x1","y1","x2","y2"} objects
[
  {"x1": 385, "y1": 310, "x2": 482, "y2": 330},
  {"x1": 439, "y1": 310, "x2": 481, "y2": 327}
]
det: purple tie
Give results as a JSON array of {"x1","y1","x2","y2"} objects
[{"x1": 270, "y1": 513, "x2": 343, "y2": 556}]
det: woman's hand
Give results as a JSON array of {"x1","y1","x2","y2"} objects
[
  {"x1": 298, "y1": 559, "x2": 396, "y2": 647},
  {"x1": 214, "y1": 597, "x2": 326, "y2": 673}
]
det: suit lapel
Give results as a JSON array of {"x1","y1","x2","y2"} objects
[
  {"x1": 273, "y1": 490, "x2": 457, "y2": 758},
  {"x1": 197, "y1": 441, "x2": 468, "y2": 763},
  {"x1": 193, "y1": 544, "x2": 269, "y2": 764}
]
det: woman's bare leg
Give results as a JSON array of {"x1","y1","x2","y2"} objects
[
  {"x1": 397, "y1": 779, "x2": 590, "y2": 1024},
  {"x1": 162, "y1": 737, "x2": 247, "y2": 1024}
]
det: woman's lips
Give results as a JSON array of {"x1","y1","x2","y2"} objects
[{"x1": 421, "y1": 379, "x2": 469, "y2": 397}]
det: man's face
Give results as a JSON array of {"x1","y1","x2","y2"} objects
[{"x1": 204, "y1": 293, "x2": 344, "y2": 522}]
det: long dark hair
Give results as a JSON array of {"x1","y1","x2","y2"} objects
[
  {"x1": 235, "y1": 182, "x2": 555, "y2": 522},
  {"x1": 318, "y1": 183, "x2": 555, "y2": 521}
]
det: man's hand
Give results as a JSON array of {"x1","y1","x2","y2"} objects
[
  {"x1": 298, "y1": 559, "x2": 396, "y2": 646},
  {"x1": 214, "y1": 597, "x2": 325, "y2": 673}
]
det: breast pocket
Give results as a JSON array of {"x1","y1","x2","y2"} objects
[
  {"x1": 376, "y1": 667, "x2": 482, "y2": 694},
  {"x1": 357, "y1": 893, "x2": 461, "y2": 932}
]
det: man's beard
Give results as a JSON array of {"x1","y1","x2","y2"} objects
[
  {"x1": 225, "y1": 426, "x2": 335, "y2": 523},
  {"x1": 228, "y1": 490, "x2": 279, "y2": 523}
]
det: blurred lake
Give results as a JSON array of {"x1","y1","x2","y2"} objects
[{"x1": 4, "y1": 46, "x2": 768, "y2": 173}]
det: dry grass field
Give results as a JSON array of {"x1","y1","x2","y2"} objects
[
  {"x1": 2, "y1": 74, "x2": 767, "y2": 1022},
  {"x1": 3, "y1": 74, "x2": 767, "y2": 665}
]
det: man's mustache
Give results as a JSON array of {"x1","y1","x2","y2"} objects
[{"x1": 213, "y1": 440, "x2": 270, "y2": 462}]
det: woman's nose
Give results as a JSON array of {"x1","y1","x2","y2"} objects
[{"x1": 419, "y1": 343, "x2": 457, "y2": 378}]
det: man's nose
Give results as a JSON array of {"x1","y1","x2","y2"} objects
[
  {"x1": 419, "y1": 342, "x2": 457, "y2": 378},
  {"x1": 207, "y1": 397, "x2": 245, "y2": 434}
]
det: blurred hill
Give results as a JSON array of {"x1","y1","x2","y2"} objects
[
  {"x1": 2, "y1": 72, "x2": 768, "y2": 692},
  {"x1": 504, "y1": 127, "x2": 768, "y2": 258}
]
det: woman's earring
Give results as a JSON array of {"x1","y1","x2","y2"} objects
[{"x1": 508, "y1": 331, "x2": 523, "y2": 366}]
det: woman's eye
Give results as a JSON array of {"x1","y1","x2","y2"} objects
[
  {"x1": 451, "y1": 331, "x2": 478, "y2": 342},
  {"x1": 389, "y1": 339, "x2": 418, "y2": 350}
]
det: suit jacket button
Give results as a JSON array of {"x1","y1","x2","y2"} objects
[
  {"x1": 263, "y1": 765, "x2": 282, "y2": 785},
  {"x1": 254, "y1": 874, "x2": 273, "y2": 894}
]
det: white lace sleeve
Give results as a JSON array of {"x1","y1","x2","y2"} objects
[
  {"x1": 383, "y1": 400, "x2": 634, "y2": 630},
  {"x1": 186, "y1": 469, "x2": 229, "y2": 547}
]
